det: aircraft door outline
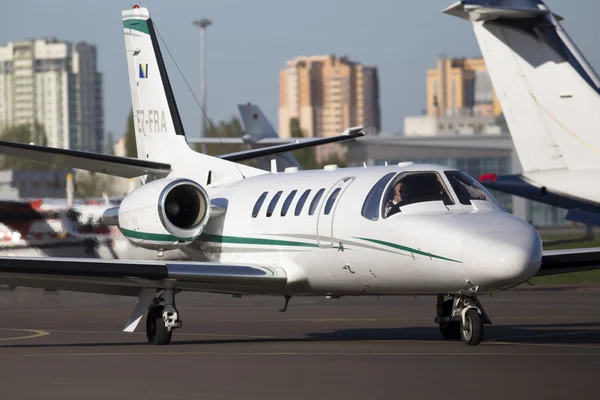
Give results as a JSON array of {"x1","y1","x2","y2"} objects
[{"x1": 316, "y1": 177, "x2": 355, "y2": 248}]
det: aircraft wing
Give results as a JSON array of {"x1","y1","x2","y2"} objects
[
  {"x1": 538, "y1": 248, "x2": 600, "y2": 276},
  {"x1": 219, "y1": 127, "x2": 364, "y2": 162},
  {"x1": 0, "y1": 256, "x2": 287, "y2": 297},
  {"x1": 0, "y1": 140, "x2": 172, "y2": 178}
]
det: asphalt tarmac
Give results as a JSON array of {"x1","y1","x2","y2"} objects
[{"x1": 0, "y1": 286, "x2": 599, "y2": 399}]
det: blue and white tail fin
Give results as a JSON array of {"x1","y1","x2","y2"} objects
[
  {"x1": 122, "y1": 7, "x2": 263, "y2": 183},
  {"x1": 445, "y1": 0, "x2": 600, "y2": 173}
]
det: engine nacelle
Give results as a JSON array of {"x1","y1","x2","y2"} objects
[{"x1": 117, "y1": 178, "x2": 210, "y2": 250}]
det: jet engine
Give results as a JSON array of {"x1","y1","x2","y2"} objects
[{"x1": 115, "y1": 178, "x2": 210, "y2": 250}]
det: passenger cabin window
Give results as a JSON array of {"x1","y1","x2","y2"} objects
[
  {"x1": 324, "y1": 188, "x2": 342, "y2": 215},
  {"x1": 361, "y1": 172, "x2": 396, "y2": 221},
  {"x1": 295, "y1": 189, "x2": 311, "y2": 216},
  {"x1": 308, "y1": 188, "x2": 325, "y2": 216},
  {"x1": 266, "y1": 191, "x2": 283, "y2": 217},
  {"x1": 281, "y1": 190, "x2": 297, "y2": 217},
  {"x1": 444, "y1": 171, "x2": 498, "y2": 206},
  {"x1": 383, "y1": 172, "x2": 454, "y2": 218},
  {"x1": 252, "y1": 191, "x2": 268, "y2": 218}
]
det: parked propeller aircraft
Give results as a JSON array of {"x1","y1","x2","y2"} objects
[
  {"x1": 0, "y1": 4, "x2": 599, "y2": 346},
  {"x1": 444, "y1": 0, "x2": 600, "y2": 226}
]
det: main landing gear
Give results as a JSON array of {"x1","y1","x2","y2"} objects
[
  {"x1": 435, "y1": 295, "x2": 491, "y2": 346},
  {"x1": 146, "y1": 288, "x2": 182, "y2": 345}
]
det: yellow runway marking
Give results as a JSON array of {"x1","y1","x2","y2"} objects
[{"x1": 0, "y1": 328, "x2": 50, "y2": 341}]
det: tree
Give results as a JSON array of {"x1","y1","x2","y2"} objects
[
  {"x1": 0, "y1": 123, "x2": 60, "y2": 171},
  {"x1": 289, "y1": 118, "x2": 319, "y2": 170},
  {"x1": 125, "y1": 110, "x2": 137, "y2": 158},
  {"x1": 288, "y1": 118, "x2": 350, "y2": 170},
  {"x1": 193, "y1": 117, "x2": 248, "y2": 157}
]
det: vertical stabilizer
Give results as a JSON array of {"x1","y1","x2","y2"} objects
[
  {"x1": 122, "y1": 7, "x2": 264, "y2": 183},
  {"x1": 445, "y1": 0, "x2": 600, "y2": 173},
  {"x1": 238, "y1": 103, "x2": 301, "y2": 170},
  {"x1": 122, "y1": 7, "x2": 185, "y2": 163},
  {"x1": 238, "y1": 104, "x2": 279, "y2": 140}
]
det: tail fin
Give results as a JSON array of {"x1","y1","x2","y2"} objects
[
  {"x1": 237, "y1": 103, "x2": 301, "y2": 171},
  {"x1": 445, "y1": 0, "x2": 600, "y2": 172},
  {"x1": 238, "y1": 104, "x2": 279, "y2": 140},
  {"x1": 122, "y1": 7, "x2": 185, "y2": 163},
  {"x1": 122, "y1": 7, "x2": 263, "y2": 183}
]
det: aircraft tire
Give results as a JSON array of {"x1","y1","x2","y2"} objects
[
  {"x1": 461, "y1": 309, "x2": 484, "y2": 346},
  {"x1": 146, "y1": 306, "x2": 172, "y2": 345}
]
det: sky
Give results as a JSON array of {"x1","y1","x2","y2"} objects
[{"x1": 1, "y1": 0, "x2": 599, "y2": 141}]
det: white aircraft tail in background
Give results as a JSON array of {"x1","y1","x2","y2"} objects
[
  {"x1": 238, "y1": 103, "x2": 279, "y2": 141},
  {"x1": 445, "y1": 0, "x2": 600, "y2": 173},
  {"x1": 446, "y1": 0, "x2": 600, "y2": 224}
]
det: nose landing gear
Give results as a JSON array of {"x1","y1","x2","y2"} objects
[{"x1": 435, "y1": 295, "x2": 490, "y2": 346}]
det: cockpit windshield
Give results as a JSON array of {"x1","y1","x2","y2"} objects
[
  {"x1": 444, "y1": 170, "x2": 498, "y2": 206},
  {"x1": 383, "y1": 172, "x2": 453, "y2": 218}
]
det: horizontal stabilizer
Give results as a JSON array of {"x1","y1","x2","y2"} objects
[
  {"x1": 480, "y1": 173, "x2": 600, "y2": 216},
  {"x1": 0, "y1": 140, "x2": 171, "y2": 178},
  {"x1": 565, "y1": 209, "x2": 600, "y2": 227},
  {"x1": 539, "y1": 248, "x2": 600, "y2": 276},
  {"x1": 443, "y1": 1, "x2": 550, "y2": 22},
  {"x1": 219, "y1": 127, "x2": 364, "y2": 162}
]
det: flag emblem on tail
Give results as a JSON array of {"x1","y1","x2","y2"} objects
[{"x1": 139, "y1": 64, "x2": 148, "y2": 78}]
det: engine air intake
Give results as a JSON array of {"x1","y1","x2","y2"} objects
[{"x1": 164, "y1": 184, "x2": 205, "y2": 229}]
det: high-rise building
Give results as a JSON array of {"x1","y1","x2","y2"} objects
[
  {"x1": 403, "y1": 55, "x2": 505, "y2": 137},
  {"x1": 427, "y1": 55, "x2": 501, "y2": 118},
  {"x1": 0, "y1": 38, "x2": 103, "y2": 152},
  {"x1": 279, "y1": 55, "x2": 380, "y2": 158}
]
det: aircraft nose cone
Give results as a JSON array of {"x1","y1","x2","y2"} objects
[{"x1": 461, "y1": 224, "x2": 542, "y2": 290}]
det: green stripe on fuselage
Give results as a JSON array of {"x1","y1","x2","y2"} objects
[
  {"x1": 201, "y1": 234, "x2": 319, "y2": 248},
  {"x1": 354, "y1": 237, "x2": 461, "y2": 263},
  {"x1": 123, "y1": 19, "x2": 150, "y2": 35},
  {"x1": 120, "y1": 227, "x2": 196, "y2": 242}
]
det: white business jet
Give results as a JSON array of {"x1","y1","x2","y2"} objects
[
  {"x1": 444, "y1": 0, "x2": 600, "y2": 226},
  {"x1": 0, "y1": 5, "x2": 597, "y2": 346}
]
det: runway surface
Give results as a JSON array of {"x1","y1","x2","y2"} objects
[{"x1": 1, "y1": 286, "x2": 599, "y2": 399}]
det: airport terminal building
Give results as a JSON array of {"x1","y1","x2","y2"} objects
[{"x1": 346, "y1": 133, "x2": 568, "y2": 227}]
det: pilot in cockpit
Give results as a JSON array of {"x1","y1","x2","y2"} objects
[{"x1": 385, "y1": 181, "x2": 408, "y2": 217}]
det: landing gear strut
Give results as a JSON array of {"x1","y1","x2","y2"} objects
[
  {"x1": 435, "y1": 295, "x2": 490, "y2": 346},
  {"x1": 146, "y1": 288, "x2": 182, "y2": 345}
]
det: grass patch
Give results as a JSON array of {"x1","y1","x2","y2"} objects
[{"x1": 531, "y1": 270, "x2": 600, "y2": 285}]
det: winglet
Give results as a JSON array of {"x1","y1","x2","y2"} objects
[{"x1": 342, "y1": 126, "x2": 364, "y2": 136}]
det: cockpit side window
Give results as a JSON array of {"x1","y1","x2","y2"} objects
[
  {"x1": 444, "y1": 171, "x2": 498, "y2": 206},
  {"x1": 383, "y1": 172, "x2": 454, "y2": 218},
  {"x1": 361, "y1": 172, "x2": 396, "y2": 221}
]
